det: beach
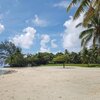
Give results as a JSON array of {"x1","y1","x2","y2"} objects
[{"x1": 0, "y1": 67, "x2": 100, "y2": 100}]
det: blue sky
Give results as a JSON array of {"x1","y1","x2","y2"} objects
[{"x1": 0, "y1": 0, "x2": 84, "y2": 54}]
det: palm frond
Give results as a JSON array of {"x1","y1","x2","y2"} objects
[
  {"x1": 93, "y1": 0, "x2": 100, "y2": 8},
  {"x1": 67, "y1": 0, "x2": 81, "y2": 12},
  {"x1": 74, "y1": 0, "x2": 90, "y2": 19},
  {"x1": 91, "y1": 15, "x2": 100, "y2": 26},
  {"x1": 81, "y1": 38, "x2": 85, "y2": 47},
  {"x1": 87, "y1": 24, "x2": 93, "y2": 28},
  {"x1": 76, "y1": 22, "x2": 93, "y2": 28},
  {"x1": 79, "y1": 28, "x2": 94, "y2": 39},
  {"x1": 76, "y1": 23, "x2": 82, "y2": 28},
  {"x1": 83, "y1": 6, "x2": 95, "y2": 27},
  {"x1": 93, "y1": 36, "x2": 96, "y2": 48},
  {"x1": 81, "y1": 32, "x2": 92, "y2": 47}
]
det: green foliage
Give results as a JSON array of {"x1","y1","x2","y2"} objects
[
  {"x1": 77, "y1": 15, "x2": 100, "y2": 49},
  {"x1": 25, "y1": 54, "x2": 40, "y2": 66},
  {"x1": 53, "y1": 55, "x2": 66, "y2": 64},
  {"x1": 0, "y1": 41, "x2": 99, "y2": 67},
  {"x1": 97, "y1": 56, "x2": 100, "y2": 63},
  {"x1": 67, "y1": 0, "x2": 100, "y2": 26},
  {"x1": 23, "y1": 52, "x2": 54, "y2": 66},
  {"x1": 81, "y1": 48, "x2": 90, "y2": 64},
  {"x1": 0, "y1": 41, "x2": 24, "y2": 67},
  {"x1": 6, "y1": 48, "x2": 26, "y2": 67},
  {"x1": 68, "y1": 1, "x2": 100, "y2": 49},
  {"x1": 69, "y1": 52, "x2": 81, "y2": 64},
  {"x1": 80, "y1": 47, "x2": 99, "y2": 65},
  {"x1": 0, "y1": 41, "x2": 19, "y2": 59},
  {"x1": 36, "y1": 52, "x2": 54, "y2": 65}
]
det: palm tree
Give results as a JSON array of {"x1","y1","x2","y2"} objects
[
  {"x1": 81, "y1": 47, "x2": 90, "y2": 65},
  {"x1": 67, "y1": 0, "x2": 100, "y2": 26},
  {"x1": 77, "y1": 14, "x2": 100, "y2": 53}
]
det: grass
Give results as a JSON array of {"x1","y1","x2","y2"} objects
[{"x1": 43, "y1": 64, "x2": 100, "y2": 67}]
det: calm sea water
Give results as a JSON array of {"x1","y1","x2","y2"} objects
[
  {"x1": 0, "y1": 66, "x2": 8, "y2": 75},
  {"x1": 0, "y1": 70, "x2": 6, "y2": 75}
]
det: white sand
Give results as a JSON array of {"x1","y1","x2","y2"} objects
[{"x1": 0, "y1": 67, "x2": 100, "y2": 100}]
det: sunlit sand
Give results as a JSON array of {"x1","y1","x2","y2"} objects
[{"x1": 0, "y1": 67, "x2": 100, "y2": 100}]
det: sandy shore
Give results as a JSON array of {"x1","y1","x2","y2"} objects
[{"x1": 0, "y1": 67, "x2": 100, "y2": 100}]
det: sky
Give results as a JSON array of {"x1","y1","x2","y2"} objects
[{"x1": 0, "y1": 0, "x2": 85, "y2": 54}]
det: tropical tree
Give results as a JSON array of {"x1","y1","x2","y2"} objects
[
  {"x1": 25, "y1": 54, "x2": 36, "y2": 66},
  {"x1": 0, "y1": 41, "x2": 19, "y2": 59},
  {"x1": 69, "y1": 52, "x2": 81, "y2": 64},
  {"x1": 77, "y1": 14, "x2": 100, "y2": 50},
  {"x1": 6, "y1": 48, "x2": 26, "y2": 67},
  {"x1": 0, "y1": 41, "x2": 21, "y2": 67},
  {"x1": 97, "y1": 56, "x2": 100, "y2": 64},
  {"x1": 53, "y1": 55, "x2": 67, "y2": 68},
  {"x1": 89, "y1": 47, "x2": 98, "y2": 63},
  {"x1": 36, "y1": 52, "x2": 54, "y2": 65},
  {"x1": 67, "y1": 0, "x2": 100, "y2": 26},
  {"x1": 80, "y1": 48, "x2": 90, "y2": 65}
]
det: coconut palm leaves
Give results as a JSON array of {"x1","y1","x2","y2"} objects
[
  {"x1": 67, "y1": 0, "x2": 100, "y2": 26},
  {"x1": 77, "y1": 15, "x2": 100, "y2": 48},
  {"x1": 79, "y1": 28, "x2": 93, "y2": 47}
]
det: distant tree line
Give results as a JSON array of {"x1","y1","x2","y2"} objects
[{"x1": 0, "y1": 41, "x2": 100, "y2": 67}]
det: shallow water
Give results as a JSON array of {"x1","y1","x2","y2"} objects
[
  {"x1": 0, "y1": 70, "x2": 7, "y2": 75},
  {"x1": 0, "y1": 69, "x2": 16, "y2": 75},
  {"x1": 0, "y1": 68, "x2": 10, "y2": 75}
]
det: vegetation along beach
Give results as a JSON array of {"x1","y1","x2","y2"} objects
[{"x1": 0, "y1": 0, "x2": 100, "y2": 100}]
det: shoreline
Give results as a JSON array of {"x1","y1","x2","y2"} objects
[{"x1": 0, "y1": 68, "x2": 16, "y2": 75}]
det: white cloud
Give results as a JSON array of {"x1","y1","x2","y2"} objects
[
  {"x1": 54, "y1": 1, "x2": 70, "y2": 8},
  {"x1": 32, "y1": 15, "x2": 47, "y2": 27},
  {"x1": 40, "y1": 34, "x2": 50, "y2": 52},
  {"x1": 0, "y1": 23, "x2": 5, "y2": 33},
  {"x1": 62, "y1": 14, "x2": 85, "y2": 52},
  {"x1": 51, "y1": 39, "x2": 58, "y2": 48},
  {"x1": 11, "y1": 27, "x2": 36, "y2": 49}
]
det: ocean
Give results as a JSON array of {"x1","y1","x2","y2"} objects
[{"x1": 0, "y1": 69, "x2": 6, "y2": 75}]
